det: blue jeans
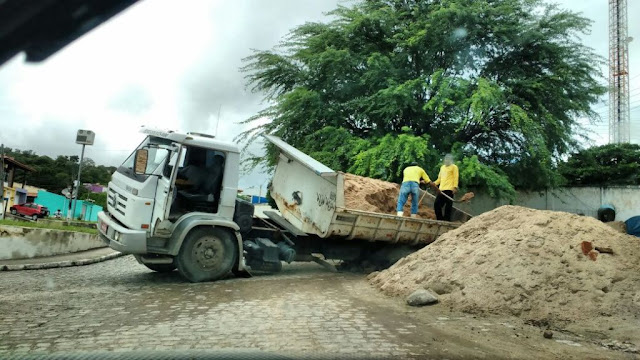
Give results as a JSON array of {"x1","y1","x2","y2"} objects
[{"x1": 396, "y1": 181, "x2": 420, "y2": 214}]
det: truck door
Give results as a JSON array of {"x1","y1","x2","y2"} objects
[{"x1": 151, "y1": 150, "x2": 181, "y2": 232}]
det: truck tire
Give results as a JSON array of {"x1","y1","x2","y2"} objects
[
  {"x1": 144, "y1": 263, "x2": 176, "y2": 273},
  {"x1": 175, "y1": 227, "x2": 237, "y2": 282}
]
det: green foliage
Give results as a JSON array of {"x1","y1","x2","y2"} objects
[
  {"x1": 240, "y1": 0, "x2": 606, "y2": 196},
  {"x1": 299, "y1": 127, "x2": 370, "y2": 172},
  {"x1": 459, "y1": 156, "x2": 516, "y2": 201},
  {"x1": 348, "y1": 132, "x2": 438, "y2": 182},
  {"x1": 559, "y1": 144, "x2": 640, "y2": 186},
  {"x1": 81, "y1": 190, "x2": 107, "y2": 209},
  {"x1": 2, "y1": 148, "x2": 115, "y2": 195},
  {"x1": 297, "y1": 127, "x2": 515, "y2": 199},
  {"x1": 265, "y1": 180, "x2": 278, "y2": 209}
]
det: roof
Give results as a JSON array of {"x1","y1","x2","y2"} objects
[
  {"x1": 1, "y1": 155, "x2": 35, "y2": 172},
  {"x1": 140, "y1": 127, "x2": 240, "y2": 153}
]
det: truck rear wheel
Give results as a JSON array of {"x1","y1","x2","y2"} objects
[
  {"x1": 144, "y1": 263, "x2": 176, "y2": 273},
  {"x1": 176, "y1": 227, "x2": 237, "y2": 282}
]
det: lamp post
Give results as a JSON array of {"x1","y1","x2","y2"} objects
[{"x1": 71, "y1": 130, "x2": 94, "y2": 220}]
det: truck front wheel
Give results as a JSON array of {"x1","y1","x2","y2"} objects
[{"x1": 176, "y1": 227, "x2": 237, "y2": 282}]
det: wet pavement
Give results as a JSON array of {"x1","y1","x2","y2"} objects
[{"x1": 0, "y1": 256, "x2": 627, "y2": 359}]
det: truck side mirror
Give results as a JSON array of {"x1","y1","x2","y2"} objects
[{"x1": 134, "y1": 149, "x2": 149, "y2": 175}]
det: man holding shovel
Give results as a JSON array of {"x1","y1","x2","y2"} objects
[
  {"x1": 433, "y1": 154, "x2": 459, "y2": 221},
  {"x1": 396, "y1": 162, "x2": 434, "y2": 218}
]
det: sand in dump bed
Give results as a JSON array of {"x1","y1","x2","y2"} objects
[
  {"x1": 343, "y1": 173, "x2": 435, "y2": 219},
  {"x1": 369, "y1": 205, "x2": 640, "y2": 323}
]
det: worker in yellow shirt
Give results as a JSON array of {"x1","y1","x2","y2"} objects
[
  {"x1": 434, "y1": 154, "x2": 459, "y2": 221},
  {"x1": 396, "y1": 162, "x2": 434, "y2": 217}
]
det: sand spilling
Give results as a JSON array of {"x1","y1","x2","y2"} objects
[
  {"x1": 369, "y1": 205, "x2": 640, "y2": 323},
  {"x1": 458, "y1": 192, "x2": 475, "y2": 202},
  {"x1": 343, "y1": 173, "x2": 435, "y2": 219}
]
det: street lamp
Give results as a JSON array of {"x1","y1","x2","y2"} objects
[{"x1": 70, "y1": 130, "x2": 94, "y2": 220}]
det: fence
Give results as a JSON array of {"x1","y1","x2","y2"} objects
[{"x1": 459, "y1": 186, "x2": 640, "y2": 222}]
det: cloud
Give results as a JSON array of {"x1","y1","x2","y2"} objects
[
  {"x1": 0, "y1": 0, "x2": 637, "y2": 192},
  {"x1": 108, "y1": 84, "x2": 154, "y2": 115},
  {"x1": 0, "y1": 0, "x2": 339, "y2": 192}
]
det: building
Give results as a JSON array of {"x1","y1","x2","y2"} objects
[
  {"x1": 35, "y1": 190, "x2": 103, "y2": 221},
  {"x1": 83, "y1": 183, "x2": 107, "y2": 193},
  {"x1": 1, "y1": 155, "x2": 36, "y2": 214}
]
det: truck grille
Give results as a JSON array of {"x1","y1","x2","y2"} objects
[{"x1": 108, "y1": 188, "x2": 127, "y2": 216}]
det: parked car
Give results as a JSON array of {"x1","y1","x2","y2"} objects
[{"x1": 9, "y1": 203, "x2": 50, "y2": 220}]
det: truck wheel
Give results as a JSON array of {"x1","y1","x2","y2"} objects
[
  {"x1": 176, "y1": 227, "x2": 237, "y2": 282},
  {"x1": 144, "y1": 263, "x2": 176, "y2": 273}
]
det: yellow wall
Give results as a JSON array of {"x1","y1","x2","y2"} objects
[{"x1": 2, "y1": 186, "x2": 16, "y2": 209}]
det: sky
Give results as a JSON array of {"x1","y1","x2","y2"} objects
[{"x1": 0, "y1": 0, "x2": 638, "y2": 194}]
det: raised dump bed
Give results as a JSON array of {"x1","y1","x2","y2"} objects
[{"x1": 265, "y1": 135, "x2": 471, "y2": 245}]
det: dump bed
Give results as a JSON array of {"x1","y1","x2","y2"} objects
[{"x1": 265, "y1": 135, "x2": 471, "y2": 245}]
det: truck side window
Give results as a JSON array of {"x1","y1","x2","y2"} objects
[
  {"x1": 172, "y1": 146, "x2": 226, "y2": 215},
  {"x1": 163, "y1": 148, "x2": 186, "y2": 178}
]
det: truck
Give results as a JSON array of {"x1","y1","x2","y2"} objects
[{"x1": 97, "y1": 127, "x2": 470, "y2": 282}]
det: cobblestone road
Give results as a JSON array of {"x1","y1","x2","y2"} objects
[{"x1": 0, "y1": 256, "x2": 625, "y2": 359}]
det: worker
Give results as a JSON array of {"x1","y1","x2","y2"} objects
[
  {"x1": 396, "y1": 162, "x2": 434, "y2": 218},
  {"x1": 433, "y1": 154, "x2": 459, "y2": 221}
]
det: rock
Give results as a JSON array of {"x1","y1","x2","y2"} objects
[
  {"x1": 543, "y1": 330, "x2": 553, "y2": 339},
  {"x1": 581, "y1": 241, "x2": 593, "y2": 255},
  {"x1": 406, "y1": 289, "x2": 439, "y2": 307}
]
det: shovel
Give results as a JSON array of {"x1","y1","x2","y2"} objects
[{"x1": 419, "y1": 183, "x2": 474, "y2": 204}]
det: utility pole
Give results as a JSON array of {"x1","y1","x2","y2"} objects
[
  {"x1": 71, "y1": 144, "x2": 86, "y2": 220},
  {"x1": 71, "y1": 130, "x2": 95, "y2": 220},
  {"x1": 609, "y1": 0, "x2": 631, "y2": 143}
]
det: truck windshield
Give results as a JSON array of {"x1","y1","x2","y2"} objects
[{"x1": 118, "y1": 136, "x2": 175, "y2": 182}]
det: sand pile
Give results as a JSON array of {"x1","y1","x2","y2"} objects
[
  {"x1": 343, "y1": 173, "x2": 435, "y2": 219},
  {"x1": 369, "y1": 205, "x2": 640, "y2": 323},
  {"x1": 606, "y1": 221, "x2": 627, "y2": 234}
]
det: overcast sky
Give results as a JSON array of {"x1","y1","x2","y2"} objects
[{"x1": 0, "y1": 0, "x2": 638, "y2": 193}]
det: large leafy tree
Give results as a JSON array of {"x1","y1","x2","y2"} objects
[
  {"x1": 559, "y1": 144, "x2": 640, "y2": 186},
  {"x1": 241, "y1": 0, "x2": 605, "y2": 198}
]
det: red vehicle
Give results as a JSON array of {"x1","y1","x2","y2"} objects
[{"x1": 9, "y1": 203, "x2": 50, "y2": 220}]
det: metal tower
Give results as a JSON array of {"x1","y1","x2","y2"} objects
[{"x1": 609, "y1": 0, "x2": 630, "y2": 143}]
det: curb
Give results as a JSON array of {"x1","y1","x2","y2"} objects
[{"x1": 0, "y1": 252, "x2": 125, "y2": 271}]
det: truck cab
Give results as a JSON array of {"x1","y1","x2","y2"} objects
[{"x1": 97, "y1": 127, "x2": 252, "y2": 282}]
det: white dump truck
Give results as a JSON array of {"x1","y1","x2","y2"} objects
[{"x1": 97, "y1": 127, "x2": 470, "y2": 282}]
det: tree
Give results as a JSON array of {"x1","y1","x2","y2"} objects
[
  {"x1": 4, "y1": 149, "x2": 115, "y2": 195},
  {"x1": 559, "y1": 144, "x2": 640, "y2": 186},
  {"x1": 240, "y1": 0, "x2": 605, "y2": 196},
  {"x1": 78, "y1": 186, "x2": 108, "y2": 209}
]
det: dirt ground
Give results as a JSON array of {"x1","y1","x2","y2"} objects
[
  {"x1": 352, "y1": 280, "x2": 639, "y2": 359},
  {"x1": 0, "y1": 257, "x2": 635, "y2": 359}
]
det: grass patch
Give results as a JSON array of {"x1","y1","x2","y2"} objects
[{"x1": 0, "y1": 219, "x2": 98, "y2": 234}]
